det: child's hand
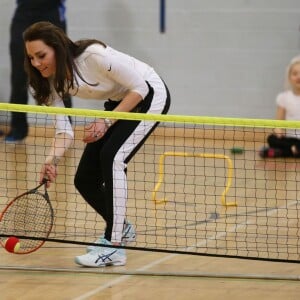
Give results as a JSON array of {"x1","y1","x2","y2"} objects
[{"x1": 273, "y1": 128, "x2": 285, "y2": 138}]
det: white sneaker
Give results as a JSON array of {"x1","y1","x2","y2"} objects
[
  {"x1": 86, "y1": 236, "x2": 105, "y2": 253},
  {"x1": 86, "y1": 221, "x2": 136, "y2": 253},
  {"x1": 75, "y1": 239, "x2": 126, "y2": 267},
  {"x1": 122, "y1": 221, "x2": 136, "y2": 243}
]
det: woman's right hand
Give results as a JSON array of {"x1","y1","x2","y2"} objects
[{"x1": 40, "y1": 163, "x2": 57, "y2": 187}]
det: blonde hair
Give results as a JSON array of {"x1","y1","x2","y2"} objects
[{"x1": 284, "y1": 55, "x2": 300, "y2": 90}]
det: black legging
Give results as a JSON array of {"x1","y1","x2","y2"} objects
[
  {"x1": 74, "y1": 82, "x2": 170, "y2": 242},
  {"x1": 267, "y1": 134, "x2": 300, "y2": 157}
]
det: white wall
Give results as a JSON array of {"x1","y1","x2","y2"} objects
[{"x1": 0, "y1": 0, "x2": 300, "y2": 119}]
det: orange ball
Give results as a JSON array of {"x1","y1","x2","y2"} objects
[{"x1": 4, "y1": 237, "x2": 21, "y2": 253}]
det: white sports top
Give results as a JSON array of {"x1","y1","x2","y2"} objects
[
  {"x1": 276, "y1": 90, "x2": 300, "y2": 137},
  {"x1": 69, "y1": 44, "x2": 152, "y2": 100},
  {"x1": 51, "y1": 43, "x2": 164, "y2": 138}
]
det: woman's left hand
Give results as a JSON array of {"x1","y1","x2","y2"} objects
[{"x1": 83, "y1": 119, "x2": 107, "y2": 143}]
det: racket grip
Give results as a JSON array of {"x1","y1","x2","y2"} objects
[{"x1": 42, "y1": 177, "x2": 49, "y2": 184}]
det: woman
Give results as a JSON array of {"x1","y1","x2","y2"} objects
[
  {"x1": 260, "y1": 55, "x2": 300, "y2": 158},
  {"x1": 23, "y1": 21, "x2": 170, "y2": 267}
]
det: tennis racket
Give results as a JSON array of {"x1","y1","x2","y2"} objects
[{"x1": 0, "y1": 178, "x2": 54, "y2": 254}]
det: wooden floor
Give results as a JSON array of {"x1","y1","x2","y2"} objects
[
  {"x1": 0, "y1": 127, "x2": 300, "y2": 300},
  {"x1": 0, "y1": 250, "x2": 300, "y2": 300}
]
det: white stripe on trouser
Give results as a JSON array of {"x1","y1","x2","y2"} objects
[
  {"x1": 111, "y1": 79, "x2": 167, "y2": 242},
  {"x1": 111, "y1": 120, "x2": 156, "y2": 242}
]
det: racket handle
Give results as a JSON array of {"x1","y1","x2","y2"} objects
[{"x1": 42, "y1": 177, "x2": 49, "y2": 184}]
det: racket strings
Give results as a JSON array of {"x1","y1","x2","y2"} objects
[{"x1": 1, "y1": 192, "x2": 53, "y2": 252}]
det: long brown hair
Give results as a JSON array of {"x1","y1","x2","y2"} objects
[{"x1": 23, "y1": 21, "x2": 106, "y2": 105}]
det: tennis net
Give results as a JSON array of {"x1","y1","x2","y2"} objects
[{"x1": 0, "y1": 103, "x2": 299, "y2": 263}]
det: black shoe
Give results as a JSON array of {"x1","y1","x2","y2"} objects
[{"x1": 4, "y1": 132, "x2": 27, "y2": 143}]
